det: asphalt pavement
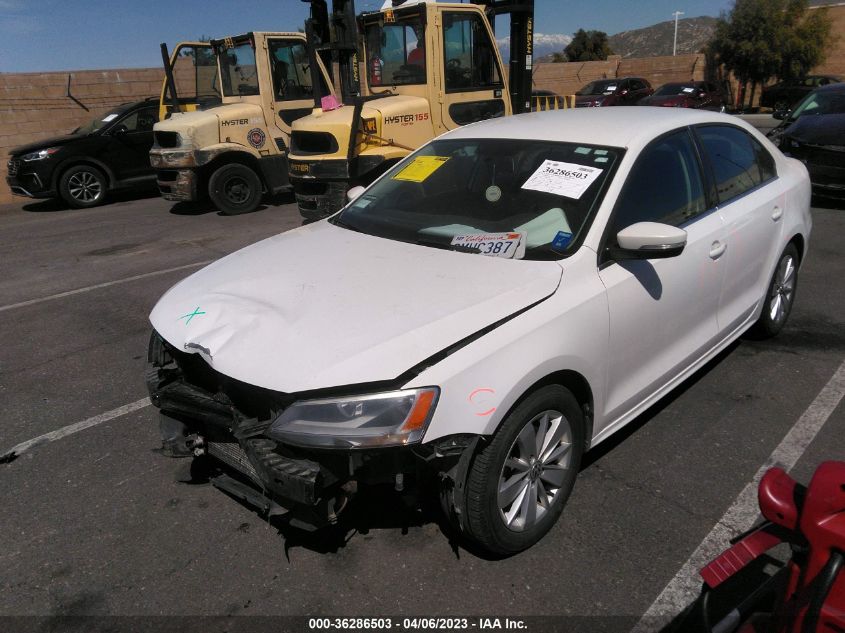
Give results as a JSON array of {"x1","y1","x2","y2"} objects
[{"x1": 0, "y1": 190, "x2": 843, "y2": 633}]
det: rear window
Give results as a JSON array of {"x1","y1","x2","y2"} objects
[{"x1": 696, "y1": 125, "x2": 772, "y2": 203}]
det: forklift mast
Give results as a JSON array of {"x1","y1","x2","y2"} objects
[
  {"x1": 302, "y1": 0, "x2": 360, "y2": 106},
  {"x1": 477, "y1": 0, "x2": 535, "y2": 115}
]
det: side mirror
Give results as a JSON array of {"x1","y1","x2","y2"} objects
[
  {"x1": 610, "y1": 222, "x2": 687, "y2": 260},
  {"x1": 347, "y1": 185, "x2": 366, "y2": 203},
  {"x1": 111, "y1": 124, "x2": 129, "y2": 135},
  {"x1": 772, "y1": 109, "x2": 789, "y2": 120}
]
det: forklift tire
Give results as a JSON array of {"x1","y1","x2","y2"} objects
[{"x1": 208, "y1": 163, "x2": 262, "y2": 215}]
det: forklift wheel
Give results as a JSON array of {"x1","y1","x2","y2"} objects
[{"x1": 208, "y1": 164, "x2": 262, "y2": 215}]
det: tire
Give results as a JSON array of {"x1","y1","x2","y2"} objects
[
  {"x1": 59, "y1": 164, "x2": 107, "y2": 208},
  {"x1": 749, "y1": 243, "x2": 799, "y2": 339},
  {"x1": 463, "y1": 385, "x2": 584, "y2": 555},
  {"x1": 208, "y1": 163, "x2": 262, "y2": 215}
]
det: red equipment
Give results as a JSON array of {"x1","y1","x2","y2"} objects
[{"x1": 693, "y1": 461, "x2": 845, "y2": 633}]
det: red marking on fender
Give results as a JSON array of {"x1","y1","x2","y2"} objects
[{"x1": 469, "y1": 388, "x2": 496, "y2": 417}]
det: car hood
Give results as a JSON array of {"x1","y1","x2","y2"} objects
[
  {"x1": 10, "y1": 133, "x2": 84, "y2": 157},
  {"x1": 786, "y1": 113, "x2": 845, "y2": 146},
  {"x1": 641, "y1": 95, "x2": 689, "y2": 107},
  {"x1": 150, "y1": 221, "x2": 563, "y2": 393}
]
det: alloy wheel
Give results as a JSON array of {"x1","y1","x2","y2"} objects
[
  {"x1": 769, "y1": 253, "x2": 796, "y2": 325},
  {"x1": 497, "y1": 409, "x2": 573, "y2": 532},
  {"x1": 67, "y1": 171, "x2": 103, "y2": 203}
]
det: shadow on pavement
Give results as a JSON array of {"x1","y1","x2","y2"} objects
[
  {"x1": 168, "y1": 191, "x2": 297, "y2": 216},
  {"x1": 20, "y1": 188, "x2": 160, "y2": 213}
]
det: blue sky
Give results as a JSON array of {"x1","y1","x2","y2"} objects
[{"x1": 0, "y1": 0, "x2": 734, "y2": 73}]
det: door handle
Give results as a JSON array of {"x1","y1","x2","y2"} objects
[
  {"x1": 709, "y1": 241, "x2": 727, "y2": 260},
  {"x1": 772, "y1": 206, "x2": 783, "y2": 221}
]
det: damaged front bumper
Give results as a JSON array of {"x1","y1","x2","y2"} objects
[
  {"x1": 150, "y1": 149, "x2": 201, "y2": 202},
  {"x1": 146, "y1": 331, "x2": 473, "y2": 530}
]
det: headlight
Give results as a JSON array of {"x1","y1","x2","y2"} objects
[
  {"x1": 21, "y1": 148, "x2": 59, "y2": 161},
  {"x1": 267, "y1": 387, "x2": 439, "y2": 449}
]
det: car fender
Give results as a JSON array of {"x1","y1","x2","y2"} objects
[
  {"x1": 50, "y1": 155, "x2": 117, "y2": 190},
  {"x1": 196, "y1": 142, "x2": 262, "y2": 167},
  {"x1": 406, "y1": 251, "x2": 610, "y2": 445}
]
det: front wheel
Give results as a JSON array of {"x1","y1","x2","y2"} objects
[
  {"x1": 208, "y1": 163, "x2": 262, "y2": 215},
  {"x1": 749, "y1": 243, "x2": 799, "y2": 339},
  {"x1": 462, "y1": 385, "x2": 584, "y2": 555},
  {"x1": 59, "y1": 165, "x2": 107, "y2": 208}
]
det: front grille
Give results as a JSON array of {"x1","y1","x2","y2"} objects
[
  {"x1": 155, "y1": 131, "x2": 180, "y2": 148},
  {"x1": 7, "y1": 158, "x2": 21, "y2": 176},
  {"x1": 290, "y1": 131, "x2": 338, "y2": 155},
  {"x1": 208, "y1": 441, "x2": 261, "y2": 485}
]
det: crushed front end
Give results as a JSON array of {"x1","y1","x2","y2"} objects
[{"x1": 145, "y1": 331, "x2": 471, "y2": 530}]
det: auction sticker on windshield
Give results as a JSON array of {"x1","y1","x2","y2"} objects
[
  {"x1": 521, "y1": 159, "x2": 603, "y2": 199},
  {"x1": 393, "y1": 156, "x2": 450, "y2": 183},
  {"x1": 451, "y1": 232, "x2": 523, "y2": 258}
]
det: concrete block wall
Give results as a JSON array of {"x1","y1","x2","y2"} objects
[
  {"x1": 0, "y1": 68, "x2": 164, "y2": 205},
  {"x1": 531, "y1": 54, "x2": 706, "y2": 99}
]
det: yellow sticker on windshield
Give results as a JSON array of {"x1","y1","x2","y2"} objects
[{"x1": 392, "y1": 156, "x2": 450, "y2": 183}]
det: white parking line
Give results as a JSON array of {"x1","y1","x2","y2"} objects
[
  {"x1": 631, "y1": 358, "x2": 845, "y2": 633},
  {"x1": 0, "y1": 260, "x2": 213, "y2": 313},
  {"x1": 0, "y1": 398, "x2": 151, "y2": 464}
]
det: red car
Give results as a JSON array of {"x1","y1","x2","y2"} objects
[
  {"x1": 639, "y1": 81, "x2": 728, "y2": 110},
  {"x1": 574, "y1": 77, "x2": 653, "y2": 107}
]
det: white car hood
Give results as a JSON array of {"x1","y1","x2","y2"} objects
[{"x1": 150, "y1": 221, "x2": 562, "y2": 393}]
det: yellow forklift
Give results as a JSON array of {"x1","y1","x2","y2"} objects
[
  {"x1": 157, "y1": 41, "x2": 221, "y2": 121},
  {"x1": 290, "y1": 0, "x2": 535, "y2": 220},
  {"x1": 150, "y1": 32, "x2": 335, "y2": 214}
]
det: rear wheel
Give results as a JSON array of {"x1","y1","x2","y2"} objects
[
  {"x1": 462, "y1": 385, "x2": 584, "y2": 555},
  {"x1": 59, "y1": 165, "x2": 107, "y2": 208},
  {"x1": 208, "y1": 163, "x2": 262, "y2": 215},
  {"x1": 749, "y1": 243, "x2": 799, "y2": 338}
]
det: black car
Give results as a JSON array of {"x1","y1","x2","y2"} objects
[
  {"x1": 775, "y1": 83, "x2": 845, "y2": 198},
  {"x1": 6, "y1": 99, "x2": 159, "y2": 208},
  {"x1": 760, "y1": 75, "x2": 842, "y2": 111}
]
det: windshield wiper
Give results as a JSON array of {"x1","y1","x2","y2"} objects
[
  {"x1": 414, "y1": 235, "x2": 478, "y2": 254},
  {"x1": 330, "y1": 216, "x2": 365, "y2": 234}
]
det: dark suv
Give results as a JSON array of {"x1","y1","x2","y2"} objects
[
  {"x1": 574, "y1": 77, "x2": 653, "y2": 107},
  {"x1": 761, "y1": 75, "x2": 842, "y2": 111},
  {"x1": 6, "y1": 99, "x2": 159, "y2": 208}
]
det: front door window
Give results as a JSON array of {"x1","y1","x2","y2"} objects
[{"x1": 442, "y1": 12, "x2": 502, "y2": 92}]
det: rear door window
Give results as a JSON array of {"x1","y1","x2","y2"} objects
[{"x1": 695, "y1": 125, "x2": 767, "y2": 203}]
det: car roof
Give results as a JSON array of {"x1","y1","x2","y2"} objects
[
  {"x1": 444, "y1": 108, "x2": 743, "y2": 150},
  {"x1": 816, "y1": 82, "x2": 845, "y2": 93}
]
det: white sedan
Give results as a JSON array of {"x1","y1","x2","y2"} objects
[{"x1": 146, "y1": 108, "x2": 811, "y2": 555}]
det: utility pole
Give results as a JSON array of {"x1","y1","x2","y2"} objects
[{"x1": 672, "y1": 11, "x2": 685, "y2": 56}]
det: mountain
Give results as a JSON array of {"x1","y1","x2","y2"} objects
[
  {"x1": 496, "y1": 33, "x2": 573, "y2": 62},
  {"x1": 526, "y1": 16, "x2": 718, "y2": 63},
  {"x1": 608, "y1": 16, "x2": 718, "y2": 58}
]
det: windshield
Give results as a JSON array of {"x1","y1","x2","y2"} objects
[
  {"x1": 365, "y1": 13, "x2": 426, "y2": 87},
  {"x1": 788, "y1": 89, "x2": 845, "y2": 121},
  {"x1": 654, "y1": 84, "x2": 697, "y2": 96},
  {"x1": 219, "y1": 41, "x2": 259, "y2": 96},
  {"x1": 73, "y1": 110, "x2": 122, "y2": 135},
  {"x1": 577, "y1": 80, "x2": 619, "y2": 96},
  {"x1": 332, "y1": 138, "x2": 621, "y2": 260}
]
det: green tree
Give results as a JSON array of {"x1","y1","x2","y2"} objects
[
  {"x1": 707, "y1": 0, "x2": 833, "y2": 109},
  {"x1": 563, "y1": 29, "x2": 613, "y2": 62},
  {"x1": 551, "y1": 52, "x2": 567, "y2": 63}
]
